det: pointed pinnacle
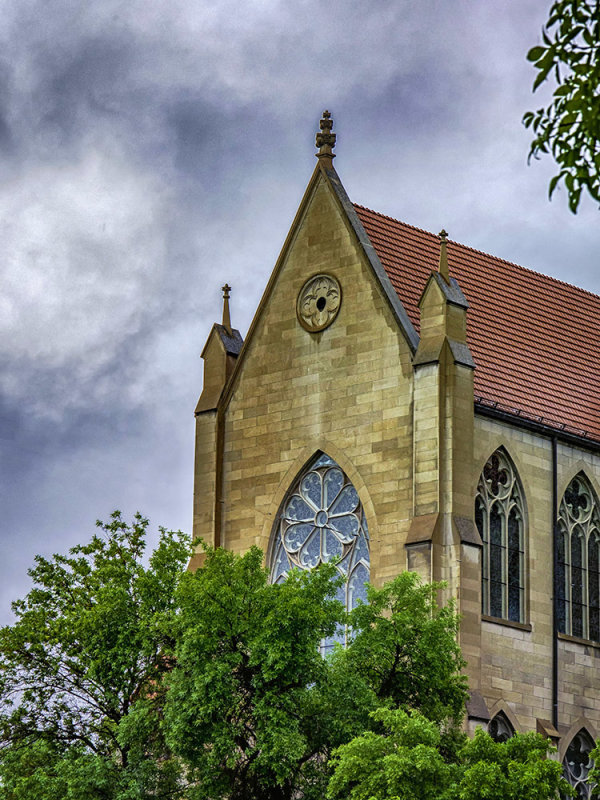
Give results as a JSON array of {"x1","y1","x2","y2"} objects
[
  {"x1": 222, "y1": 284, "x2": 232, "y2": 334},
  {"x1": 438, "y1": 230, "x2": 450, "y2": 284},
  {"x1": 315, "y1": 109, "x2": 336, "y2": 162}
]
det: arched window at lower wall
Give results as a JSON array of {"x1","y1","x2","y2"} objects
[
  {"x1": 558, "y1": 473, "x2": 600, "y2": 642},
  {"x1": 488, "y1": 712, "x2": 514, "y2": 743},
  {"x1": 475, "y1": 449, "x2": 526, "y2": 623},
  {"x1": 562, "y1": 729, "x2": 595, "y2": 799},
  {"x1": 269, "y1": 452, "x2": 370, "y2": 653}
]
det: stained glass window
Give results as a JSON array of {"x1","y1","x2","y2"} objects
[
  {"x1": 562, "y1": 730, "x2": 595, "y2": 799},
  {"x1": 269, "y1": 453, "x2": 370, "y2": 652},
  {"x1": 488, "y1": 712, "x2": 514, "y2": 743},
  {"x1": 558, "y1": 473, "x2": 600, "y2": 642},
  {"x1": 476, "y1": 449, "x2": 525, "y2": 623}
]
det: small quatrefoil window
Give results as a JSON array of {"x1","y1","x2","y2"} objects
[{"x1": 297, "y1": 274, "x2": 341, "y2": 332}]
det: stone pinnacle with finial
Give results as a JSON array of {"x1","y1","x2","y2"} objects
[
  {"x1": 438, "y1": 229, "x2": 450, "y2": 284},
  {"x1": 222, "y1": 283, "x2": 232, "y2": 334},
  {"x1": 316, "y1": 110, "x2": 336, "y2": 163}
]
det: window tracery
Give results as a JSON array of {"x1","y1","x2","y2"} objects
[
  {"x1": 488, "y1": 712, "x2": 514, "y2": 743},
  {"x1": 269, "y1": 453, "x2": 370, "y2": 651},
  {"x1": 562, "y1": 729, "x2": 595, "y2": 799},
  {"x1": 475, "y1": 449, "x2": 525, "y2": 623},
  {"x1": 558, "y1": 473, "x2": 600, "y2": 642}
]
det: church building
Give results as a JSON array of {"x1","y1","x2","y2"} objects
[{"x1": 191, "y1": 112, "x2": 600, "y2": 797}]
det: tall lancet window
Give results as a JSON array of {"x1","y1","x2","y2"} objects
[
  {"x1": 558, "y1": 473, "x2": 600, "y2": 641},
  {"x1": 475, "y1": 449, "x2": 525, "y2": 623},
  {"x1": 270, "y1": 453, "x2": 370, "y2": 651}
]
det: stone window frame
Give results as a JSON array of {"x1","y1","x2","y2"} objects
[
  {"x1": 488, "y1": 711, "x2": 515, "y2": 743},
  {"x1": 558, "y1": 472, "x2": 600, "y2": 642},
  {"x1": 560, "y1": 727, "x2": 595, "y2": 799},
  {"x1": 475, "y1": 447, "x2": 527, "y2": 624},
  {"x1": 268, "y1": 451, "x2": 370, "y2": 653}
]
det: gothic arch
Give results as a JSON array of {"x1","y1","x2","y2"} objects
[
  {"x1": 559, "y1": 720, "x2": 597, "y2": 799},
  {"x1": 475, "y1": 446, "x2": 528, "y2": 623},
  {"x1": 559, "y1": 719, "x2": 598, "y2": 762},
  {"x1": 559, "y1": 462, "x2": 600, "y2": 506},
  {"x1": 267, "y1": 451, "x2": 371, "y2": 650},
  {"x1": 488, "y1": 711, "x2": 515, "y2": 743},
  {"x1": 473, "y1": 443, "x2": 533, "y2": 512},
  {"x1": 557, "y1": 471, "x2": 600, "y2": 641},
  {"x1": 487, "y1": 699, "x2": 520, "y2": 736},
  {"x1": 262, "y1": 440, "x2": 378, "y2": 560}
]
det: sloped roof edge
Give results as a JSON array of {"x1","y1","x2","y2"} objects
[
  {"x1": 325, "y1": 167, "x2": 419, "y2": 353},
  {"x1": 355, "y1": 203, "x2": 600, "y2": 447}
]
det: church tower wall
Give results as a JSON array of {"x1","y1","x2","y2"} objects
[
  {"x1": 218, "y1": 174, "x2": 415, "y2": 587},
  {"x1": 191, "y1": 114, "x2": 600, "y2": 772}
]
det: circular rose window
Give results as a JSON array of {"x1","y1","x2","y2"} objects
[{"x1": 296, "y1": 274, "x2": 341, "y2": 332}]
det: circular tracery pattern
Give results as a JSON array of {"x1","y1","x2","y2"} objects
[
  {"x1": 270, "y1": 453, "x2": 370, "y2": 648},
  {"x1": 562, "y1": 730, "x2": 595, "y2": 799},
  {"x1": 488, "y1": 712, "x2": 514, "y2": 743},
  {"x1": 296, "y1": 274, "x2": 341, "y2": 332}
]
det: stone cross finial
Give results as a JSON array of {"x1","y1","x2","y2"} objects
[
  {"x1": 316, "y1": 110, "x2": 336, "y2": 163},
  {"x1": 438, "y1": 229, "x2": 450, "y2": 284},
  {"x1": 222, "y1": 283, "x2": 232, "y2": 334}
]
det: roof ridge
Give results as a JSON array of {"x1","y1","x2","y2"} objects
[{"x1": 353, "y1": 202, "x2": 600, "y2": 302}]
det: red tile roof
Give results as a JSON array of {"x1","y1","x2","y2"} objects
[{"x1": 355, "y1": 204, "x2": 600, "y2": 443}]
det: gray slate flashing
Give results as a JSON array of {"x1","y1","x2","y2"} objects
[
  {"x1": 324, "y1": 167, "x2": 419, "y2": 354},
  {"x1": 412, "y1": 338, "x2": 475, "y2": 369},
  {"x1": 466, "y1": 690, "x2": 491, "y2": 722},
  {"x1": 429, "y1": 271, "x2": 469, "y2": 309},
  {"x1": 215, "y1": 324, "x2": 244, "y2": 356},
  {"x1": 448, "y1": 339, "x2": 476, "y2": 369},
  {"x1": 454, "y1": 516, "x2": 482, "y2": 547}
]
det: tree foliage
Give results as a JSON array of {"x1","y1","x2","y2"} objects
[
  {"x1": 163, "y1": 554, "x2": 467, "y2": 800},
  {"x1": 327, "y1": 708, "x2": 573, "y2": 800},
  {"x1": 523, "y1": 0, "x2": 600, "y2": 212},
  {"x1": 0, "y1": 512, "x2": 191, "y2": 800},
  {"x1": 345, "y1": 573, "x2": 467, "y2": 724},
  {"x1": 163, "y1": 546, "x2": 345, "y2": 800},
  {"x1": 0, "y1": 525, "x2": 584, "y2": 800}
]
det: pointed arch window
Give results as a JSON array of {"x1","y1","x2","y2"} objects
[
  {"x1": 269, "y1": 453, "x2": 370, "y2": 650},
  {"x1": 562, "y1": 729, "x2": 595, "y2": 798},
  {"x1": 558, "y1": 473, "x2": 600, "y2": 642},
  {"x1": 488, "y1": 712, "x2": 514, "y2": 743},
  {"x1": 475, "y1": 449, "x2": 525, "y2": 623}
]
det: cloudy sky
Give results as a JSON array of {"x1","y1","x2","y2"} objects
[{"x1": 1, "y1": 0, "x2": 598, "y2": 621}]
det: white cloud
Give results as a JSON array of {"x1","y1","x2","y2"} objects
[{"x1": 0, "y1": 148, "x2": 171, "y2": 414}]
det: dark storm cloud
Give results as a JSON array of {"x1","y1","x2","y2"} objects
[
  {"x1": 34, "y1": 36, "x2": 134, "y2": 146},
  {"x1": 1, "y1": 0, "x2": 599, "y2": 623}
]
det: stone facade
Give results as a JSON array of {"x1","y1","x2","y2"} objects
[{"x1": 192, "y1": 134, "x2": 600, "y2": 786}]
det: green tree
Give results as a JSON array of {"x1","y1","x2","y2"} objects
[
  {"x1": 0, "y1": 512, "x2": 191, "y2": 800},
  {"x1": 523, "y1": 0, "x2": 600, "y2": 212},
  {"x1": 1, "y1": 531, "x2": 577, "y2": 800},
  {"x1": 162, "y1": 552, "x2": 467, "y2": 800},
  {"x1": 327, "y1": 708, "x2": 573, "y2": 800},
  {"x1": 163, "y1": 546, "x2": 346, "y2": 800},
  {"x1": 345, "y1": 572, "x2": 467, "y2": 724}
]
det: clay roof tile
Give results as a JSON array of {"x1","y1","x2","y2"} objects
[{"x1": 354, "y1": 204, "x2": 600, "y2": 443}]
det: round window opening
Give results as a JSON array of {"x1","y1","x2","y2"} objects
[{"x1": 297, "y1": 274, "x2": 341, "y2": 332}]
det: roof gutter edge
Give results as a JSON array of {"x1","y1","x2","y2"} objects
[{"x1": 475, "y1": 401, "x2": 600, "y2": 453}]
